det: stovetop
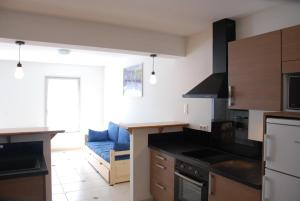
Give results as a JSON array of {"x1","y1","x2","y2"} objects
[{"x1": 181, "y1": 148, "x2": 235, "y2": 165}]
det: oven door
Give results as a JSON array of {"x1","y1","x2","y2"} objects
[{"x1": 174, "y1": 171, "x2": 208, "y2": 201}]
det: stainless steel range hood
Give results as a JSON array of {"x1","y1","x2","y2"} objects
[{"x1": 183, "y1": 19, "x2": 235, "y2": 98}]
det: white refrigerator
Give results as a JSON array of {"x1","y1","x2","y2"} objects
[{"x1": 263, "y1": 118, "x2": 300, "y2": 201}]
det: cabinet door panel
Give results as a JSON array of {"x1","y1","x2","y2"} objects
[
  {"x1": 282, "y1": 25, "x2": 300, "y2": 61},
  {"x1": 208, "y1": 173, "x2": 260, "y2": 201},
  {"x1": 264, "y1": 169, "x2": 300, "y2": 201},
  {"x1": 228, "y1": 31, "x2": 281, "y2": 110}
]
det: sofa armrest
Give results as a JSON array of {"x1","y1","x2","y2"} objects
[
  {"x1": 110, "y1": 150, "x2": 130, "y2": 163},
  {"x1": 84, "y1": 135, "x2": 88, "y2": 144}
]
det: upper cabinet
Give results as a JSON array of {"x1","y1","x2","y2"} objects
[
  {"x1": 282, "y1": 25, "x2": 300, "y2": 73},
  {"x1": 228, "y1": 31, "x2": 282, "y2": 110},
  {"x1": 282, "y1": 25, "x2": 300, "y2": 62}
]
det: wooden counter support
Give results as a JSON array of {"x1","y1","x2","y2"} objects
[
  {"x1": 0, "y1": 127, "x2": 64, "y2": 201},
  {"x1": 120, "y1": 122, "x2": 188, "y2": 201}
]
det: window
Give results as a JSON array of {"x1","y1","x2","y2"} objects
[{"x1": 46, "y1": 77, "x2": 80, "y2": 132}]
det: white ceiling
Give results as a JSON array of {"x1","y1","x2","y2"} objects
[
  {"x1": 0, "y1": 0, "x2": 283, "y2": 36},
  {"x1": 0, "y1": 42, "x2": 140, "y2": 66}
]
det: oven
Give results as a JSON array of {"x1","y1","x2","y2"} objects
[{"x1": 174, "y1": 160, "x2": 208, "y2": 201}]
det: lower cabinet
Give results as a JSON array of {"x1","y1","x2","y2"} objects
[
  {"x1": 150, "y1": 148, "x2": 175, "y2": 201},
  {"x1": 208, "y1": 172, "x2": 260, "y2": 201},
  {"x1": 0, "y1": 175, "x2": 46, "y2": 201}
]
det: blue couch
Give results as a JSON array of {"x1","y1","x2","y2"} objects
[{"x1": 84, "y1": 122, "x2": 130, "y2": 185}]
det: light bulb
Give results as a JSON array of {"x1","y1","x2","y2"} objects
[
  {"x1": 149, "y1": 72, "x2": 157, "y2": 85},
  {"x1": 14, "y1": 66, "x2": 24, "y2": 79}
]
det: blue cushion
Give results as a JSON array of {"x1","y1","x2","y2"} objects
[
  {"x1": 118, "y1": 127, "x2": 130, "y2": 145},
  {"x1": 108, "y1": 122, "x2": 119, "y2": 142},
  {"x1": 86, "y1": 141, "x2": 130, "y2": 162},
  {"x1": 88, "y1": 129, "x2": 108, "y2": 142},
  {"x1": 114, "y1": 143, "x2": 130, "y2": 151}
]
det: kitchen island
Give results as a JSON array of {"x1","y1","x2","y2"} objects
[
  {"x1": 120, "y1": 121, "x2": 188, "y2": 201},
  {"x1": 0, "y1": 127, "x2": 64, "y2": 201}
]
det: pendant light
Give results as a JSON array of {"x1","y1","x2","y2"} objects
[
  {"x1": 15, "y1": 41, "x2": 25, "y2": 79},
  {"x1": 149, "y1": 54, "x2": 157, "y2": 85}
]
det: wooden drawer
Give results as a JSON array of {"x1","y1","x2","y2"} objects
[
  {"x1": 151, "y1": 149, "x2": 174, "y2": 169},
  {"x1": 150, "y1": 149, "x2": 175, "y2": 201},
  {"x1": 282, "y1": 25, "x2": 300, "y2": 62},
  {"x1": 151, "y1": 176, "x2": 174, "y2": 201}
]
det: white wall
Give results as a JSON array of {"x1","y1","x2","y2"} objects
[
  {"x1": 104, "y1": 28, "x2": 213, "y2": 130},
  {"x1": 236, "y1": 2, "x2": 300, "y2": 39},
  {"x1": 104, "y1": 2, "x2": 300, "y2": 134},
  {"x1": 0, "y1": 60, "x2": 104, "y2": 133}
]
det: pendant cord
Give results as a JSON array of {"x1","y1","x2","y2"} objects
[
  {"x1": 18, "y1": 44, "x2": 21, "y2": 63},
  {"x1": 152, "y1": 56, "x2": 155, "y2": 72}
]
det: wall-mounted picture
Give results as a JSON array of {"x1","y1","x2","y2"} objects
[{"x1": 123, "y1": 64, "x2": 143, "y2": 97}]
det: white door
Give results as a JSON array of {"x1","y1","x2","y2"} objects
[
  {"x1": 263, "y1": 169, "x2": 300, "y2": 201},
  {"x1": 265, "y1": 118, "x2": 300, "y2": 177}
]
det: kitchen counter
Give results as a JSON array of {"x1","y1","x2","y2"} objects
[
  {"x1": 124, "y1": 121, "x2": 188, "y2": 201},
  {"x1": 0, "y1": 127, "x2": 64, "y2": 201},
  {"x1": 210, "y1": 159, "x2": 262, "y2": 189},
  {"x1": 0, "y1": 127, "x2": 64, "y2": 139},
  {"x1": 120, "y1": 121, "x2": 188, "y2": 133},
  {"x1": 148, "y1": 131, "x2": 262, "y2": 189},
  {"x1": 264, "y1": 111, "x2": 300, "y2": 120}
]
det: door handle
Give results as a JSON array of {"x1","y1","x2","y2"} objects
[
  {"x1": 294, "y1": 140, "x2": 300, "y2": 144},
  {"x1": 209, "y1": 173, "x2": 215, "y2": 195},
  {"x1": 228, "y1": 86, "x2": 234, "y2": 107},
  {"x1": 264, "y1": 135, "x2": 272, "y2": 161},
  {"x1": 263, "y1": 176, "x2": 270, "y2": 201}
]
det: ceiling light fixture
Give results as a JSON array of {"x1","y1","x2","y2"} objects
[
  {"x1": 149, "y1": 54, "x2": 157, "y2": 85},
  {"x1": 15, "y1": 41, "x2": 25, "y2": 79},
  {"x1": 58, "y1": 48, "x2": 71, "y2": 55}
]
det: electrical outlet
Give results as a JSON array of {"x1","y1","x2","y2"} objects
[
  {"x1": 199, "y1": 125, "x2": 209, "y2": 132},
  {"x1": 183, "y1": 104, "x2": 189, "y2": 115}
]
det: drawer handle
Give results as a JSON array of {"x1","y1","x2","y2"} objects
[
  {"x1": 228, "y1": 85, "x2": 234, "y2": 107},
  {"x1": 155, "y1": 155, "x2": 166, "y2": 161},
  {"x1": 155, "y1": 163, "x2": 166, "y2": 170},
  {"x1": 295, "y1": 140, "x2": 300, "y2": 144},
  {"x1": 209, "y1": 173, "x2": 215, "y2": 195},
  {"x1": 155, "y1": 183, "x2": 166, "y2": 190}
]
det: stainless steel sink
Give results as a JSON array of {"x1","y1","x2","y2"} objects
[{"x1": 0, "y1": 158, "x2": 40, "y2": 172}]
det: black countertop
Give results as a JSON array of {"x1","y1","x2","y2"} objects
[
  {"x1": 0, "y1": 142, "x2": 48, "y2": 180},
  {"x1": 148, "y1": 131, "x2": 262, "y2": 190}
]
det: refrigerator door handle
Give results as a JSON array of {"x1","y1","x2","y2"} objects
[
  {"x1": 264, "y1": 134, "x2": 272, "y2": 161},
  {"x1": 262, "y1": 176, "x2": 271, "y2": 201}
]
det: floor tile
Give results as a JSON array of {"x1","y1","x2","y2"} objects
[
  {"x1": 51, "y1": 150, "x2": 130, "y2": 201},
  {"x1": 52, "y1": 193, "x2": 68, "y2": 201}
]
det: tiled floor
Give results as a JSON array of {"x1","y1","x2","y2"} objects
[{"x1": 51, "y1": 150, "x2": 130, "y2": 201}]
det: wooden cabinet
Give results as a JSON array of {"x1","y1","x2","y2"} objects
[
  {"x1": 282, "y1": 25, "x2": 300, "y2": 73},
  {"x1": 208, "y1": 172, "x2": 260, "y2": 201},
  {"x1": 150, "y1": 148, "x2": 175, "y2": 201},
  {"x1": 228, "y1": 31, "x2": 282, "y2": 110},
  {"x1": 282, "y1": 25, "x2": 300, "y2": 62},
  {"x1": 0, "y1": 175, "x2": 45, "y2": 201}
]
